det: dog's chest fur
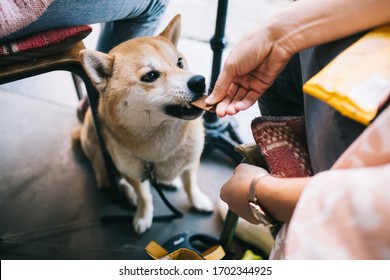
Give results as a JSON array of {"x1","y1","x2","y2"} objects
[{"x1": 103, "y1": 117, "x2": 204, "y2": 182}]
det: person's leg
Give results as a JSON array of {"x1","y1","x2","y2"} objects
[
  {"x1": 96, "y1": 1, "x2": 168, "y2": 52},
  {"x1": 2, "y1": 0, "x2": 169, "y2": 50},
  {"x1": 258, "y1": 53, "x2": 304, "y2": 117},
  {"x1": 4, "y1": 0, "x2": 169, "y2": 122},
  {"x1": 300, "y1": 32, "x2": 367, "y2": 173}
]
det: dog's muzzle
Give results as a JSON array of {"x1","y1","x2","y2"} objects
[{"x1": 164, "y1": 75, "x2": 206, "y2": 120}]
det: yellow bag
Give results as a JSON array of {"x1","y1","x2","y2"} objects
[
  {"x1": 303, "y1": 24, "x2": 390, "y2": 125},
  {"x1": 145, "y1": 240, "x2": 225, "y2": 260}
]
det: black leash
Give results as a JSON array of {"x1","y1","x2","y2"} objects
[
  {"x1": 99, "y1": 161, "x2": 184, "y2": 222},
  {"x1": 146, "y1": 161, "x2": 183, "y2": 221},
  {"x1": 150, "y1": 181, "x2": 184, "y2": 221},
  {"x1": 99, "y1": 181, "x2": 184, "y2": 222}
]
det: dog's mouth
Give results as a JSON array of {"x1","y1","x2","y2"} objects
[{"x1": 163, "y1": 102, "x2": 204, "y2": 120}]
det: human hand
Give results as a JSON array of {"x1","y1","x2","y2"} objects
[
  {"x1": 205, "y1": 0, "x2": 390, "y2": 118},
  {"x1": 220, "y1": 163, "x2": 310, "y2": 224},
  {"x1": 220, "y1": 163, "x2": 269, "y2": 224},
  {"x1": 205, "y1": 24, "x2": 293, "y2": 118}
]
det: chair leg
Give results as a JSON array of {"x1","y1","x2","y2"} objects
[
  {"x1": 71, "y1": 73, "x2": 89, "y2": 122},
  {"x1": 71, "y1": 73, "x2": 85, "y2": 100},
  {"x1": 219, "y1": 210, "x2": 239, "y2": 254},
  {"x1": 76, "y1": 95, "x2": 89, "y2": 123},
  {"x1": 71, "y1": 68, "x2": 119, "y2": 188},
  {"x1": 0, "y1": 45, "x2": 118, "y2": 189},
  {"x1": 25, "y1": 60, "x2": 119, "y2": 189}
]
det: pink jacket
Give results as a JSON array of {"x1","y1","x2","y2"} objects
[{"x1": 271, "y1": 105, "x2": 390, "y2": 259}]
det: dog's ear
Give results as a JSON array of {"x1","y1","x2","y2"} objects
[
  {"x1": 79, "y1": 50, "x2": 114, "y2": 92},
  {"x1": 159, "y1": 14, "x2": 181, "y2": 46}
]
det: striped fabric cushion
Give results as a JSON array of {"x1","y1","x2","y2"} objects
[
  {"x1": 251, "y1": 116, "x2": 313, "y2": 178},
  {"x1": 0, "y1": 25, "x2": 92, "y2": 65}
]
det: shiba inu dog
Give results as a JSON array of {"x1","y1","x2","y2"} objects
[{"x1": 72, "y1": 15, "x2": 213, "y2": 234}]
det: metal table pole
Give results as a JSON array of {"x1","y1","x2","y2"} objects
[{"x1": 203, "y1": 0, "x2": 243, "y2": 164}]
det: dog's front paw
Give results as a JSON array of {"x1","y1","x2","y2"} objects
[
  {"x1": 133, "y1": 205, "x2": 153, "y2": 234},
  {"x1": 133, "y1": 214, "x2": 153, "y2": 235},
  {"x1": 192, "y1": 191, "x2": 214, "y2": 213}
]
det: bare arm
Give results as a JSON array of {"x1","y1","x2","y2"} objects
[
  {"x1": 274, "y1": 0, "x2": 390, "y2": 54},
  {"x1": 207, "y1": 0, "x2": 390, "y2": 117},
  {"x1": 219, "y1": 163, "x2": 310, "y2": 224}
]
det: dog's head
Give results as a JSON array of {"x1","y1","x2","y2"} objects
[{"x1": 80, "y1": 15, "x2": 205, "y2": 126}]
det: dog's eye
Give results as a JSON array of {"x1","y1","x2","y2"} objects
[
  {"x1": 177, "y1": 57, "x2": 184, "y2": 69},
  {"x1": 141, "y1": 71, "x2": 160, "y2": 83}
]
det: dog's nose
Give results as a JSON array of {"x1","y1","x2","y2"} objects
[{"x1": 187, "y1": 75, "x2": 206, "y2": 94}]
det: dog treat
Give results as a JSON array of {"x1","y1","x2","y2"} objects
[{"x1": 191, "y1": 95, "x2": 217, "y2": 113}]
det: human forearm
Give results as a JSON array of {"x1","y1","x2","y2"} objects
[
  {"x1": 220, "y1": 164, "x2": 312, "y2": 224},
  {"x1": 207, "y1": 0, "x2": 390, "y2": 116},
  {"x1": 255, "y1": 175, "x2": 310, "y2": 222},
  {"x1": 270, "y1": 0, "x2": 390, "y2": 55}
]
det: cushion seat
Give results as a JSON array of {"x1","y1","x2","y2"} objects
[{"x1": 0, "y1": 25, "x2": 92, "y2": 66}]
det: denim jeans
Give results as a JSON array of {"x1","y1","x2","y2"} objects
[
  {"x1": 2, "y1": 0, "x2": 169, "y2": 52},
  {"x1": 258, "y1": 32, "x2": 368, "y2": 174}
]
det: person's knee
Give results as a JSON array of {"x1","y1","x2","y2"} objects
[{"x1": 139, "y1": 0, "x2": 170, "y2": 21}]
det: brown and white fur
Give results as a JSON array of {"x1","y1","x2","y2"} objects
[{"x1": 73, "y1": 15, "x2": 213, "y2": 234}]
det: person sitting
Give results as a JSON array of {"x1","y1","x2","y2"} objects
[
  {"x1": 1, "y1": 0, "x2": 169, "y2": 120},
  {"x1": 206, "y1": 0, "x2": 390, "y2": 259}
]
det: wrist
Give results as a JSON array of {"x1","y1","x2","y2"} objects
[{"x1": 248, "y1": 173, "x2": 275, "y2": 225}]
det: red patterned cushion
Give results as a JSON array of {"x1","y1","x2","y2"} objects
[
  {"x1": 0, "y1": 25, "x2": 92, "y2": 66},
  {"x1": 251, "y1": 116, "x2": 313, "y2": 177}
]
